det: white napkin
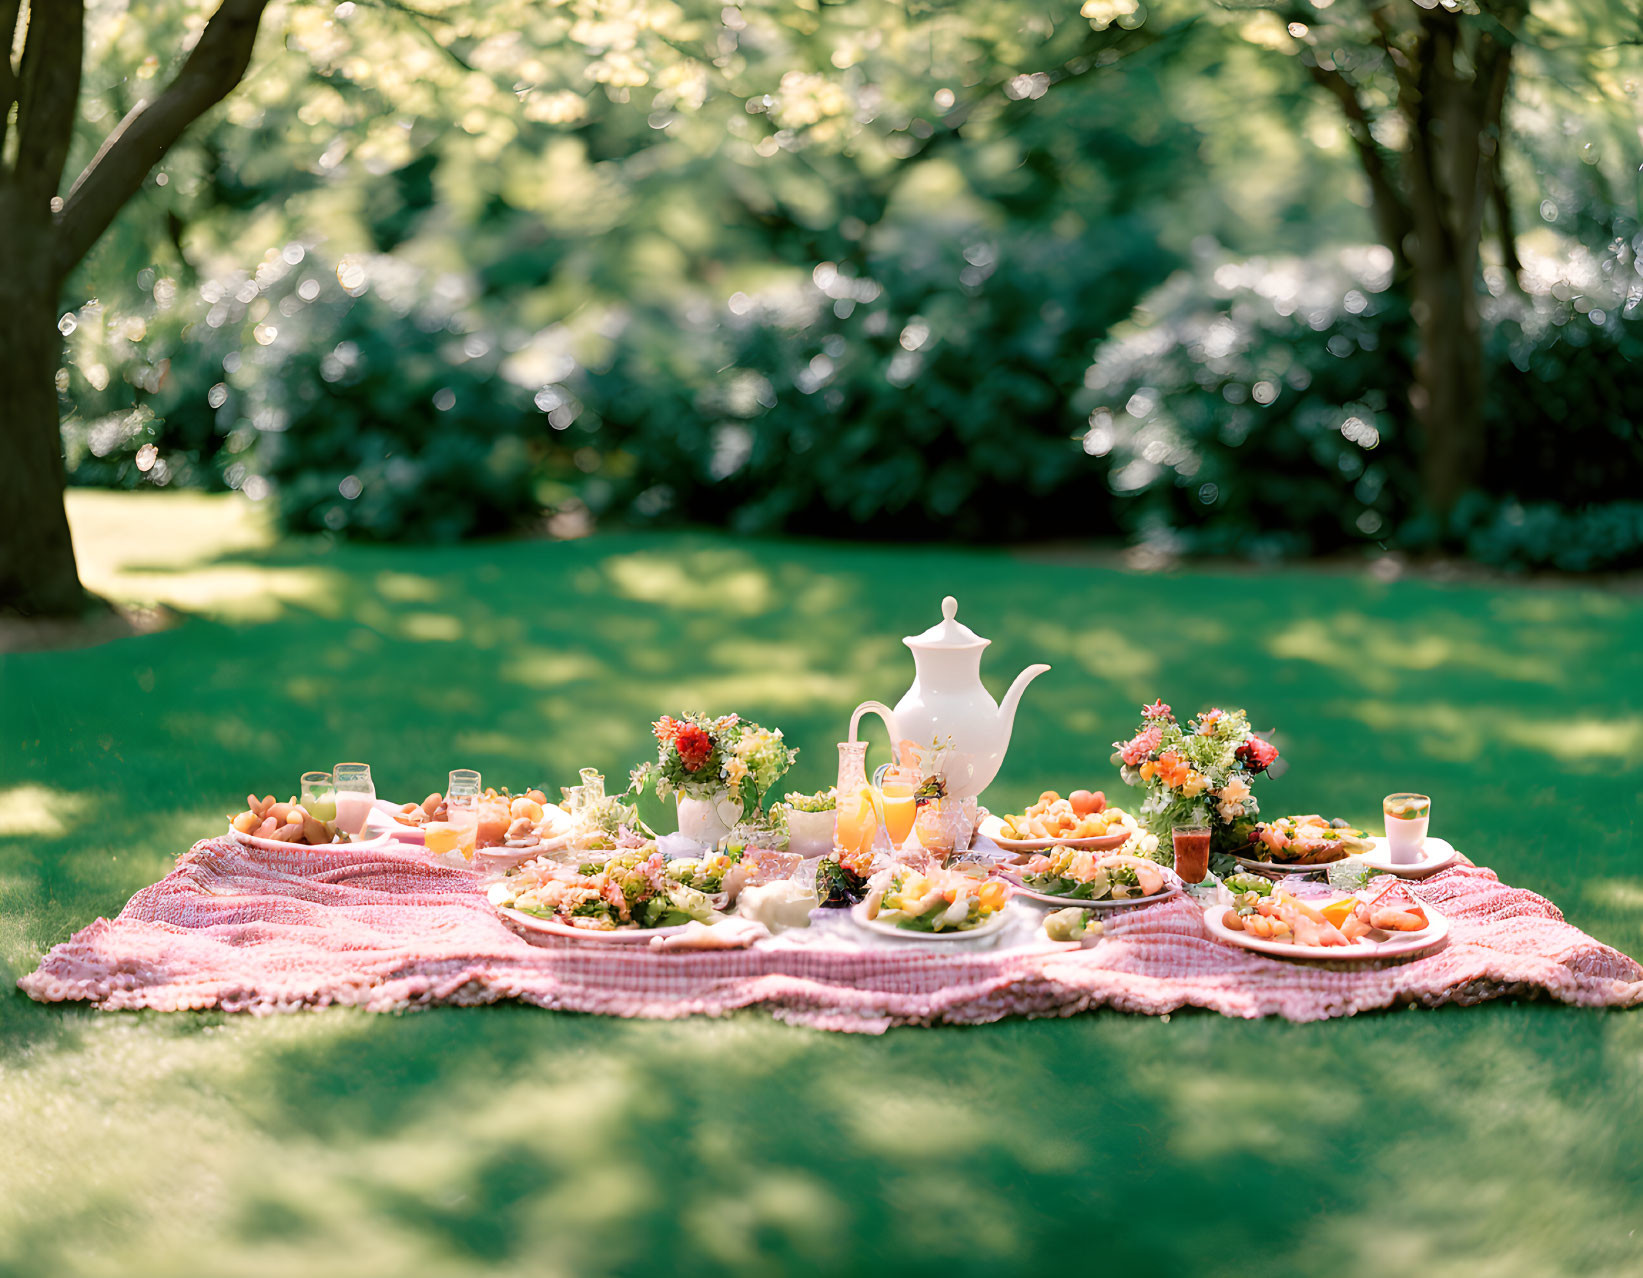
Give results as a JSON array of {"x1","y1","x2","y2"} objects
[{"x1": 648, "y1": 917, "x2": 771, "y2": 951}]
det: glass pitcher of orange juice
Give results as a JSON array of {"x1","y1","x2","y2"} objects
[{"x1": 834, "y1": 741, "x2": 887, "y2": 866}]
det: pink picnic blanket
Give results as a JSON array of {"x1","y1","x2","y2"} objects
[{"x1": 19, "y1": 837, "x2": 1643, "y2": 1032}]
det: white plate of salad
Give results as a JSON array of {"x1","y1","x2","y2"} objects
[
  {"x1": 849, "y1": 864, "x2": 1013, "y2": 941},
  {"x1": 487, "y1": 843, "x2": 725, "y2": 942}
]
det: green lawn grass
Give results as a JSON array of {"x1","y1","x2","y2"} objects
[{"x1": 3, "y1": 491, "x2": 1641, "y2": 1278}]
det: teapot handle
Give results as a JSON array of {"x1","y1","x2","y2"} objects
[{"x1": 849, "y1": 701, "x2": 901, "y2": 757}]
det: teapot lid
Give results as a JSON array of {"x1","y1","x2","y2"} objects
[{"x1": 904, "y1": 596, "x2": 990, "y2": 651}]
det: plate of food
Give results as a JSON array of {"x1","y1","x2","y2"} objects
[
  {"x1": 982, "y1": 790, "x2": 1139, "y2": 853},
  {"x1": 486, "y1": 843, "x2": 722, "y2": 942},
  {"x1": 851, "y1": 865, "x2": 1012, "y2": 941},
  {"x1": 226, "y1": 793, "x2": 387, "y2": 852},
  {"x1": 1000, "y1": 849, "x2": 1179, "y2": 909},
  {"x1": 1231, "y1": 814, "x2": 1376, "y2": 875},
  {"x1": 1203, "y1": 879, "x2": 1448, "y2": 961}
]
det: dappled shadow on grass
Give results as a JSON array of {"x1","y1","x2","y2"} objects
[
  {"x1": 3, "y1": 503, "x2": 1643, "y2": 1274},
  {"x1": 3, "y1": 999, "x2": 1638, "y2": 1276}
]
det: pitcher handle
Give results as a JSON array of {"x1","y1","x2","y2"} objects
[{"x1": 849, "y1": 701, "x2": 900, "y2": 754}]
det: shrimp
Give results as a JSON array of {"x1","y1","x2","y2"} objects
[
  {"x1": 1292, "y1": 913, "x2": 1349, "y2": 947},
  {"x1": 1340, "y1": 911, "x2": 1373, "y2": 942},
  {"x1": 938, "y1": 890, "x2": 972, "y2": 930},
  {"x1": 1369, "y1": 906, "x2": 1429, "y2": 932},
  {"x1": 1241, "y1": 913, "x2": 1291, "y2": 940},
  {"x1": 1134, "y1": 863, "x2": 1164, "y2": 896}
]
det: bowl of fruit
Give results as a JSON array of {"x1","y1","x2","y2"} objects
[
  {"x1": 980, "y1": 789, "x2": 1138, "y2": 854},
  {"x1": 228, "y1": 794, "x2": 351, "y2": 851}
]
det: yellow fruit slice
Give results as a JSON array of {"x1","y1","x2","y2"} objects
[{"x1": 1320, "y1": 897, "x2": 1357, "y2": 928}]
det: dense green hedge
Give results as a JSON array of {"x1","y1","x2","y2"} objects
[{"x1": 59, "y1": 231, "x2": 1643, "y2": 572}]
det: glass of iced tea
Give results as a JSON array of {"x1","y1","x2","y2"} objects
[
  {"x1": 1172, "y1": 825, "x2": 1211, "y2": 884},
  {"x1": 1382, "y1": 793, "x2": 1431, "y2": 865}
]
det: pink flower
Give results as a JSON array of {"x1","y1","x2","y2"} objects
[
  {"x1": 1195, "y1": 708, "x2": 1224, "y2": 735},
  {"x1": 1141, "y1": 700, "x2": 1173, "y2": 722},
  {"x1": 1119, "y1": 725, "x2": 1162, "y2": 767}
]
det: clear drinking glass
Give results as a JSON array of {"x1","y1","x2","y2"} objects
[
  {"x1": 444, "y1": 768, "x2": 481, "y2": 857},
  {"x1": 1382, "y1": 793, "x2": 1431, "y2": 864},
  {"x1": 332, "y1": 762, "x2": 375, "y2": 837},
  {"x1": 300, "y1": 771, "x2": 336, "y2": 823}
]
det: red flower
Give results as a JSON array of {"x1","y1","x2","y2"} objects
[
  {"x1": 1141, "y1": 699, "x2": 1173, "y2": 722},
  {"x1": 674, "y1": 724, "x2": 714, "y2": 772},
  {"x1": 1119, "y1": 725, "x2": 1162, "y2": 767},
  {"x1": 1237, "y1": 736, "x2": 1279, "y2": 773}
]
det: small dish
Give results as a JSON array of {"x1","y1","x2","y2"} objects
[{"x1": 1358, "y1": 835, "x2": 1459, "y2": 878}]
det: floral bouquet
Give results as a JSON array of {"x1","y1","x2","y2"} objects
[
  {"x1": 631, "y1": 713, "x2": 799, "y2": 813},
  {"x1": 1111, "y1": 700, "x2": 1279, "y2": 851}
]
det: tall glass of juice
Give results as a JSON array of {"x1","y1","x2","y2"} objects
[
  {"x1": 1172, "y1": 825, "x2": 1211, "y2": 884},
  {"x1": 876, "y1": 767, "x2": 917, "y2": 849},
  {"x1": 332, "y1": 763, "x2": 375, "y2": 837}
]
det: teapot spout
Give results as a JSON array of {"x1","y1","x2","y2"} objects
[{"x1": 997, "y1": 664, "x2": 1051, "y2": 752}]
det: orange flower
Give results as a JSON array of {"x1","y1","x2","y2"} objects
[{"x1": 1155, "y1": 752, "x2": 1192, "y2": 788}]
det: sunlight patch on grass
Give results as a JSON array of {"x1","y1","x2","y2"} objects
[
  {"x1": 657, "y1": 670, "x2": 864, "y2": 710},
  {"x1": 110, "y1": 564, "x2": 344, "y2": 622},
  {"x1": 603, "y1": 552, "x2": 775, "y2": 614},
  {"x1": 373, "y1": 572, "x2": 443, "y2": 604},
  {"x1": 399, "y1": 612, "x2": 465, "y2": 642},
  {"x1": 63, "y1": 490, "x2": 348, "y2": 621},
  {"x1": 1335, "y1": 701, "x2": 1640, "y2": 766},
  {"x1": 0, "y1": 785, "x2": 91, "y2": 839},
  {"x1": 500, "y1": 650, "x2": 607, "y2": 687},
  {"x1": 1024, "y1": 620, "x2": 1162, "y2": 686},
  {"x1": 1268, "y1": 615, "x2": 1567, "y2": 687},
  {"x1": 66, "y1": 490, "x2": 274, "y2": 579},
  {"x1": 1581, "y1": 879, "x2": 1643, "y2": 913},
  {"x1": 686, "y1": 1173, "x2": 845, "y2": 1269},
  {"x1": 1499, "y1": 716, "x2": 1642, "y2": 763}
]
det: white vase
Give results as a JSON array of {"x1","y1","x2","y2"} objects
[{"x1": 675, "y1": 793, "x2": 743, "y2": 848}]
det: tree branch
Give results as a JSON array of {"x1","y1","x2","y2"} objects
[
  {"x1": 1304, "y1": 57, "x2": 1413, "y2": 274},
  {"x1": 0, "y1": 0, "x2": 22, "y2": 163},
  {"x1": 11, "y1": 0, "x2": 83, "y2": 218},
  {"x1": 53, "y1": 0, "x2": 270, "y2": 278}
]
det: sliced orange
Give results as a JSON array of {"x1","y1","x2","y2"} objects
[{"x1": 1320, "y1": 896, "x2": 1357, "y2": 928}]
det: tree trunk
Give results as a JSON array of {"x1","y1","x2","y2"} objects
[
  {"x1": 1399, "y1": 10, "x2": 1502, "y2": 525},
  {"x1": 0, "y1": 224, "x2": 88, "y2": 618},
  {"x1": 1409, "y1": 254, "x2": 1485, "y2": 517}
]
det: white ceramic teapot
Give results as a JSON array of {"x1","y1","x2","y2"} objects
[{"x1": 849, "y1": 596, "x2": 1049, "y2": 801}]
